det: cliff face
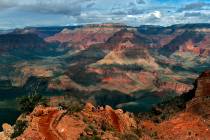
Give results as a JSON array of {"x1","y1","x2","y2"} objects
[
  {"x1": 186, "y1": 71, "x2": 210, "y2": 122},
  {"x1": 195, "y1": 70, "x2": 210, "y2": 97},
  {"x1": 45, "y1": 24, "x2": 123, "y2": 50},
  {"x1": 140, "y1": 70, "x2": 210, "y2": 140}
]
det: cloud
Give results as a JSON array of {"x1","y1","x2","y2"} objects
[
  {"x1": 183, "y1": 11, "x2": 210, "y2": 20},
  {"x1": 112, "y1": 10, "x2": 128, "y2": 15},
  {"x1": 136, "y1": 0, "x2": 145, "y2": 4},
  {"x1": 0, "y1": 0, "x2": 96, "y2": 16},
  {"x1": 184, "y1": 12, "x2": 203, "y2": 17},
  {"x1": 86, "y1": 2, "x2": 96, "y2": 8},
  {"x1": 179, "y1": 2, "x2": 210, "y2": 11},
  {"x1": 152, "y1": 11, "x2": 162, "y2": 18},
  {"x1": 0, "y1": 0, "x2": 17, "y2": 10},
  {"x1": 0, "y1": 0, "x2": 210, "y2": 28},
  {"x1": 23, "y1": 0, "x2": 96, "y2": 16},
  {"x1": 140, "y1": 11, "x2": 163, "y2": 24},
  {"x1": 22, "y1": 3, "x2": 80, "y2": 16}
]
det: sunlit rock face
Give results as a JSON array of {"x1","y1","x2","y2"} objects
[
  {"x1": 45, "y1": 24, "x2": 123, "y2": 50},
  {"x1": 186, "y1": 71, "x2": 210, "y2": 123},
  {"x1": 195, "y1": 70, "x2": 210, "y2": 97}
]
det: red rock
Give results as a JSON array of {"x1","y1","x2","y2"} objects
[
  {"x1": 195, "y1": 71, "x2": 210, "y2": 97},
  {"x1": 84, "y1": 102, "x2": 95, "y2": 112},
  {"x1": 156, "y1": 113, "x2": 210, "y2": 140},
  {"x1": 45, "y1": 24, "x2": 122, "y2": 50},
  {"x1": 157, "y1": 81, "x2": 192, "y2": 94}
]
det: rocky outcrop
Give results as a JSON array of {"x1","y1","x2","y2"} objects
[
  {"x1": 16, "y1": 103, "x2": 136, "y2": 140},
  {"x1": 83, "y1": 103, "x2": 136, "y2": 133},
  {"x1": 139, "y1": 70, "x2": 210, "y2": 140},
  {"x1": 195, "y1": 70, "x2": 210, "y2": 97},
  {"x1": 186, "y1": 71, "x2": 210, "y2": 124},
  {"x1": 157, "y1": 81, "x2": 192, "y2": 94},
  {"x1": 149, "y1": 112, "x2": 210, "y2": 140},
  {"x1": 16, "y1": 106, "x2": 62, "y2": 140},
  {"x1": 0, "y1": 123, "x2": 13, "y2": 140}
]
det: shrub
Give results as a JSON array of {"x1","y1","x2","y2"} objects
[
  {"x1": 150, "y1": 131, "x2": 158, "y2": 139},
  {"x1": 101, "y1": 120, "x2": 115, "y2": 132},
  {"x1": 79, "y1": 135, "x2": 101, "y2": 140},
  {"x1": 59, "y1": 97, "x2": 84, "y2": 114},
  {"x1": 119, "y1": 133, "x2": 139, "y2": 140},
  {"x1": 66, "y1": 102, "x2": 83, "y2": 114},
  {"x1": 83, "y1": 117, "x2": 88, "y2": 123},
  {"x1": 88, "y1": 124, "x2": 95, "y2": 130},
  {"x1": 17, "y1": 92, "x2": 47, "y2": 113},
  {"x1": 11, "y1": 120, "x2": 28, "y2": 138}
]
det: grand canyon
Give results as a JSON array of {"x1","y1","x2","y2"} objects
[
  {"x1": 0, "y1": 0, "x2": 210, "y2": 140},
  {"x1": 0, "y1": 23, "x2": 209, "y2": 140}
]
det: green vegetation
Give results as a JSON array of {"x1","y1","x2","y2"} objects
[
  {"x1": 119, "y1": 133, "x2": 140, "y2": 140},
  {"x1": 83, "y1": 117, "x2": 88, "y2": 123},
  {"x1": 17, "y1": 91, "x2": 47, "y2": 114},
  {"x1": 100, "y1": 64, "x2": 143, "y2": 72},
  {"x1": 81, "y1": 124, "x2": 101, "y2": 140},
  {"x1": 16, "y1": 79, "x2": 48, "y2": 114},
  {"x1": 150, "y1": 131, "x2": 158, "y2": 139},
  {"x1": 11, "y1": 120, "x2": 28, "y2": 138},
  {"x1": 133, "y1": 118, "x2": 145, "y2": 138},
  {"x1": 161, "y1": 91, "x2": 177, "y2": 103},
  {"x1": 101, "y1": 120, "x2": 115, "y2": 132},
  {"x1": 79, "y1": 135, "x2": 101, "y2": 140},
  {"x1": 58, "y1": 96, "x2": 84, "y2": 114},
  {"x1": 156, "y1": 75, "x2": 173, "y2": 84}
]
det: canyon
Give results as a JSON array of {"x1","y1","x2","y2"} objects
[{"x1": 0, "y1": 23, "x2": 210, "y2": 139}]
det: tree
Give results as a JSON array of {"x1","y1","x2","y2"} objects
[
  {"x1": 17, "y1": 85, "x2": 47, "y2": 114},
  {"x1": 11, "y1": 120, "x2": 28, "y2": 138}
]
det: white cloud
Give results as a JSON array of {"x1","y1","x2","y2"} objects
[
  {"x1": 152, "y1": 11, "x2": 162, "y2": 18},
  {"x1": 0, "y1": 0, "x2": 210, "y2": 28}
]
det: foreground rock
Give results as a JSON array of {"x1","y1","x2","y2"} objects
[{"x1": 16, "y1": 103, "x2": 136, "y2": 140}]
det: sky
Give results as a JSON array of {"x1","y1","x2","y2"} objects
[{"x1": 0, "y1": 0, "x2": 210, "y2": 29}]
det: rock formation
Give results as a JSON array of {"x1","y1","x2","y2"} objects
[
  {"x1": 0, "y1": 123, "x2": 13, "y2": 140},
  {"x1": 140, "y1": 70, "x2": 210, "y2": 140},
  {"x1": 186, "y1": 70, "x2": 210, "y2": 124}
]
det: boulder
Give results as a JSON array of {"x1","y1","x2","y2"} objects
[
  {"x1": 84, "y1": 102, "x2": 95, "y2": 112},
  {"x1": 2, "y1": 123, "x2": 13, "y2": 138}
]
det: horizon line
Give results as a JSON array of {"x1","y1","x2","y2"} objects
[{"x1": 1, "y1": 22, "x2": 210, "y2": 31}]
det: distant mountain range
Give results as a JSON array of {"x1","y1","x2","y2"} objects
[{"x1": 0, "y1": 23, "x2": 210, "y2": 112}]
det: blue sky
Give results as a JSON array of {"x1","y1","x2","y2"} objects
[{"x1": 0, "y1": 0, "x2": 210, "y2": 29}]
